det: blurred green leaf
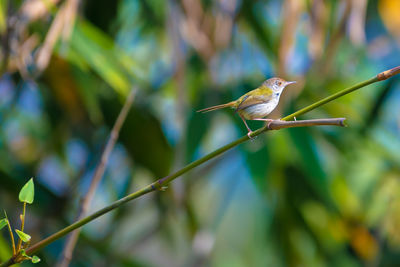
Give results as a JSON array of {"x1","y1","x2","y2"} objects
[
  {"x1": 287, "y1": 127, "x2": 331, "y2": 203},
  {"x1": 239, "y1": 0, "x2": 277, "y2": 62},
  {"x1": 100, "y1": 95, "x2": 173, "y2": 177},
  {"x1": 0, "y1": 234, "x2": 11, "y2": 261},
  {"x1": 242, "y1": 142, "x2": 270, "y2": 191},
  {"x1": 19, "y1": 178, "x2": 34, "y2": 204},
  {"x1": 186, "y1": 111, "x2": 210, "y2": 161},
  {"x1": 15, "y1": 230, "x2": 31, "y2": 242},
  {"x1": 0, "y1": 218, "x2": 7, "y2": 230},
  {"x1": 71, "y1": 65, "x2": 104, "y2": 124},
  {"x1": 0, "y1": 0, "x2": 6, "y2": 34},
  {"x1": 69, "y1": 21, "x2": 133, "y2": 96},
  {"x1": 232, "y1": 114, "x2": 271, "y2": 191}
]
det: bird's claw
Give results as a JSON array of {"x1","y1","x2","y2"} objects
[
  {"x1": 266, "y1": 121, "x2": 273, "y2": 130},
  {"x1": 247, "y1": 131, "x2": 257, "y2": 140}
]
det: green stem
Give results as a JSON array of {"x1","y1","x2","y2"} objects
[
  {"x1": 16, "y1": 203, "x2": 26, "y2": 252},
  {"x1": 4, "y1": 211, "x2": 16, "y2": 256},
  {"x1": 1, "y1": 66, "x2": 399, "y2": 266}
]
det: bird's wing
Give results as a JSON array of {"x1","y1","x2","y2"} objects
[{"x1": 236, "y1": 93, "x2": 272, "y2": 111}]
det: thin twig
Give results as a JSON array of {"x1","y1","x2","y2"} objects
[
  {"x1": 61, "y1": 0, "x2": 79, "y2": 43},
  {"x1": 35, "y1": 2, "x2": 66, "y2": 72},
  {"x1": 57, "y1": 88, "x2": 136, "y2": 267},
  {"x1": 4, "y1": 211, "x2": 16, "y2": 256},
  {"x1": 36, "y1": 0, "x2": 80, "y2": 73},
  {"x1": 266, "y1": 118, "x2": 346, "y2": 130},
  {"x1": 277, "y1": 0, "x2": 302, "y2": 76},
  {"x1": 2, "y1": 65, "x2": 400, "y2": 266}
]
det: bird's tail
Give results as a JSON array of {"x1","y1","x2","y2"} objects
[{"x1": 197, "y1": 101, "x2": 236, "y2": 113}]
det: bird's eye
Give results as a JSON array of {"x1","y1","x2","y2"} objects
[{"x1": 276, "y1": 81, "x2": 282, "y2": 86}]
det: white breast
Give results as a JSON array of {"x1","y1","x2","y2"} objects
[{"x1": 239, "y1": 98, "x2": 279, "y2": 120}]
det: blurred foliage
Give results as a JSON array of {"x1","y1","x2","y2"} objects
[{"x1": 0, "y1": 0, "x2": 400, "y2": 266}]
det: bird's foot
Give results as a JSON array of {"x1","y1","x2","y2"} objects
[
  {"x1": 294, "y1": 117, "x2": 297, "y2": 121},
  {"x1": 247, "y1": 131, "x2": 257, "y2": 140},
  {"x1": 266, "y1": 120, "x2": 274, "y2": 130}
]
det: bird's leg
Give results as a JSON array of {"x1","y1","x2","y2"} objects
[{"x1": 240, "y1": 115, "x2": 254, "y2": 139}]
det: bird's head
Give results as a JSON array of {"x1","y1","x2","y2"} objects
[{"x1": 263, "y1": 77, "x2": 296, "y2": 92}]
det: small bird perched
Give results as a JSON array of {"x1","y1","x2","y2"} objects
[{"x1": 197, "y1": 77, "x2": 296, "y2": 138}]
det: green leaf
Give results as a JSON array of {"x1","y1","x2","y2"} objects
[
  {"x1": 31, "y1": 255, "x2": 41, "y2": 263},
  {"x1": 19, "y1": 178, "x2": 35, "y2": 204},
  {"x1": 15, "y1": 230, "x2": 31, "y2": 242},
  {"x1": 0, "y1": 218, "x2": 7, "y2": 230}
]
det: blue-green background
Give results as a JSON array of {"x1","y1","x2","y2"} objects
[{"x1": 1, "y1": 0, "x2": 400, "y2": 266}]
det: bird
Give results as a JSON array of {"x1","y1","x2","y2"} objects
[{"x1": 197, "y1": 77, "x2": 296, "y2": 138}]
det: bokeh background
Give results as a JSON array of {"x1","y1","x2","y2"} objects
[{"x1": 1, "y1": 0, "x2": 400, "y2": 266}]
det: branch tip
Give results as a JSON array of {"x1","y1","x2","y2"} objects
[{"x1": 377, "y1": 65, "x2": 400, "y2": 81}]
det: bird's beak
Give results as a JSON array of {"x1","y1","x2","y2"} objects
[{"x1": 285, "y1": 81, "x2": 296, "y2": 86}]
